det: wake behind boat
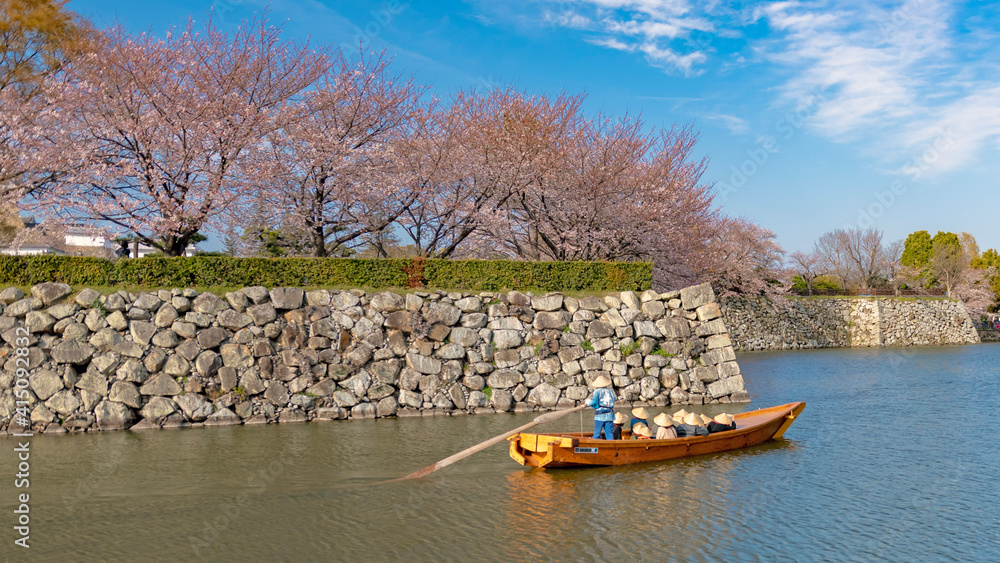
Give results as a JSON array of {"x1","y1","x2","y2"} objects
[{"x1": 507, "y1": 402, "x2": 805, "y2": 468}]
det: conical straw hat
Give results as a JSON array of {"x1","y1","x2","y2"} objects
[
  {"x1": 713, "y1": 413, "x2": 734, "y2": 425},
  {"x1": 613, "y1": 412, "x2": 628, "y2": 425},
  {"x1": 634, "y1": 424, "x2": 652, "y2": 437},
  {"x1": 699, "y1": 414, "x2": 712, "y2": 426},
  {"x1": 653, "y1": 413, "x2": 673, "y2": 426},
  {"x1": 631, "y1": 407, "x2": 649, "y2": 419},
  {"x1": 673, "y1": 408, "x2": 689, "y2": 419},
  {"x1": 683, "y1": 413, "x2": 703, "y2": 426},
  {"x1": 592, "y1": 375, "x2": 611, "y2": 388}
]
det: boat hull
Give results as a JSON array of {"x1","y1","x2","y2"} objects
[{"x1": 508, "y1": 402, "x2": 805, "y2": 468}]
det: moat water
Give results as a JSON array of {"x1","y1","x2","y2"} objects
[{"x1": 4, "y1": 344, "x2": 1000, "y2": 561}]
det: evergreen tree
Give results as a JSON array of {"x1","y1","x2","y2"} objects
[{"x1": 900, "y1": 230, "x2": 932, "y2": 268}]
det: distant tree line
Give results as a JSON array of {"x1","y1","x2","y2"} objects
[{"x1": 786, "y1": 227, "x2": 997, "y2": 317}]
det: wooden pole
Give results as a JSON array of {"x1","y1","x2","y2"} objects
[{"x1": 393, "y1": 404, "x2": 588, "y2": 481}]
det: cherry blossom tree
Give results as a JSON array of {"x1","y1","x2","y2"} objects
[
  {"x1": 954, "y1": 267, "x2": 995, "y2": 319},
  {"x1": 700, "y1": 216, "x2": 785, "y2": 297},
  {"x1": 398, "y1": 87, "x2": 717, "y2": 275},
  {"x1": 38, "y1": 16, "x2": 330, "y2": 256},
  {"x1": 256, "y1": 47, "x2": 422, "y2": 257},
  {"x1": 500, "y1": 119, "x2": 715, "y2": 267},
  {"x1": 399, "y1": 87, "x2": 584, "y2": 258},
  {"x1": 0, "y1": 74, "x2": 69, "y2": 215},
  {"x1": 788, "y1": 250, "x2": 824, "y2": 295}
]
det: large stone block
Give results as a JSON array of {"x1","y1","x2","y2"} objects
[
  {"x1": 526, "y1": 382, "x2": 561, "y2": 407},
  {"x1": 656, "y1": 317, "x2": 691, "y2": 340},
  {"x1": 140, "y1": 373, "x2": 183, "y2": 396},
  {"x1": 175, "y1": 394, "x2": 213, "y2": 422},
  {"x1": 75, "y1": 373, "x2": 108, "y2": 396},
  {"x1": 30, "y1": 370, "x2": 63, "y2": 401},
  {"x1": 531, "y1": 294, "x2": 564, "y2": 311},
  {"x1": 680, "y1": 283, "x2": 715, "y2": 310},
  {"x1": 696, "y1": 302, "x2": 722, "y2": 322},
  {"x1": 139, "y1": 396, "x2": 177, "y2": 420},
  {"x1": 707, "y1": 374, "x2": 745, "y2": 398},
  {"x1": 695, "y1": 318, "x2": 728, "y2": 336},
  {"x1": 31, "y1": 282, "x2": 72, "y2": 305},
  {"x1": 51, "y1": 340, "x2": 95, "y2": 365},
  {"x1": 706, "y1": 334, "x2": 732, "y2": 350},
  {"x1": 427, "y1": 303, "x2": 461, "y2": 326},
  {"x1": 633, "y1": 320, "x2": 660, "y2": 338},
  {"x1": 109, "y1": 381, "x2": 142, "y2": 409},
  {"x1": 405, "y1": 353, "x2": 441, "y2": 375},
  {"x1": 370, "y1": 292, "x2": 405, "y2": 312},
  {"x1": 94, "y1": 401, "x2": 134, "y2": 430},
  {"x1": 269, "y1": 287, "x2": 304, "y2": 310},
  {"x1": 533, "y1": 311, "x2": 570, "y2": 330},
  {"x1": 487, "y1": 369, "x2": 523, "y2": 389},
  {"x1": 492, "y1": 330, "x2": 522, "y2": 350}
]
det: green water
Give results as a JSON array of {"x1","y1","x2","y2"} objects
[{"x1": 3, "y1": 344, "x2": 1000, "y2": 562}]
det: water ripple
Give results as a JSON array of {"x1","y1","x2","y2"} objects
[{"x1": 4, "y1": 345, "x2": 1000, "y2": 561}]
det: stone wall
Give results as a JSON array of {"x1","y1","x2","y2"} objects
[
  {"x1": 721, "y1": 296, "x2": 980, "y2": 351},
  {"x1": 0, "y1": 282, "x2": 748, "y2": 434},
  {"x1": 976, "y1": 329, "x2": 1000, "y2": 343}
]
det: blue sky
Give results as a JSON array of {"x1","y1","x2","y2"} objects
[{"x1": 67, "y1": 0, "x2": 1000, "y2": 253}]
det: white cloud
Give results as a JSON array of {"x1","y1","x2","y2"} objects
[
  {"x1": 534, "y1": 0, "x2": 726, "y2": 75},
  {"x1": 543, "y1": 10, "x2": 593, "y2": 29},
  {"x1": 504, "y1": 0, "x2": 1000, "y2": 175},
  {"x1": 705, "y1": 113, "x2": 750, "y2": 135},
  {"x1": 757, "y1": 0, "x2": 1000, "y2": 177}
]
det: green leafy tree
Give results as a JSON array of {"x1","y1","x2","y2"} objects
[
  {"x1": 930, "y1": 231, "x2": 960, "y2": 251},
  {"x1": 1, "y1": 0, "x2": 88, "y2": 95},
  {"x1": 900, "y1": 230, "x2": 932, "y2": 268}
]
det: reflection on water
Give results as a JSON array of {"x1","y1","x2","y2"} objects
[{"x1": 3, "y1": 345, "x2": 1000, "y2": 561}]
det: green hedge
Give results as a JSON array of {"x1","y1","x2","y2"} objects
[{"x1": 0, "y1": 256, "x2": 652, "y2": 292}]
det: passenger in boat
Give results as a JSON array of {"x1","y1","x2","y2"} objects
[
  {"x1": 676, "y1": 413, "x2": 710, "y2": 437},
  {"x1": 653, "y1": 413, "x2": 677, "y2": 439},
  {"x1": 609, "y1": 412, "x2": 626, "y2": 440},
  {"x1": 632, "y1": 423, "x2": 652, "y2": 440},
  {"x1": 707, "y1": 413, "x2": 736, "y2": 433},
  {"x1": 630, "y1": 407, "x2": 649, "y2": 433},
  {"x1": 586, "y1": 375, "x2": 617, "y2": 440}
]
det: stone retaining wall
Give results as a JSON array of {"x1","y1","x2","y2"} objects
[
  {"x1": 976, "y1": 329, "x2": 1000, "y2": 343},
  {"x1": 0, "y1": 282, "x2": 748, "y2": 434},
  {"x1": 721, "y1": 296, "x2": 980, "y2": 351}
]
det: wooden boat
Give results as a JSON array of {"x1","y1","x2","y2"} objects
[{"x1": 507, "y1": 402, "x2": 805, "y2": 468}]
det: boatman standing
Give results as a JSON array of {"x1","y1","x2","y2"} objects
[{"x1": 586, "y1": 375, "x2": 617, "y2": 440}]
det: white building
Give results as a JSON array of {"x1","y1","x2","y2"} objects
[
  {"x1": 64, "y1": 226, "x2": 117, "y2": 253},
  {"x1": 0, "y1": 244, "x2": 65, "y2": 256},
  {"x1": 4, "y1": 219, "x2": 200, "y2": 257}
]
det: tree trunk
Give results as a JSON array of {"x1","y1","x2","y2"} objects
[
  {"x1": 312, "y1": 226, "x2": 327, "y2": 258},
  {"x1": 162, "y1": 234, "x2": 187, "y2": 257}
]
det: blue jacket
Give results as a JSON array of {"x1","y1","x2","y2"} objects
[
  {"x1": 586, "y1": 388, "x2": 617, "y2": 422},
  {"x1": 630, "y1": 417, "x2": 648, "y2": 431}
]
